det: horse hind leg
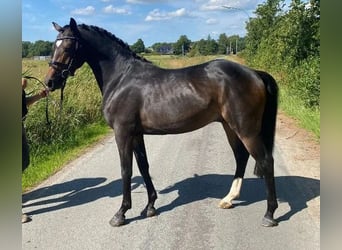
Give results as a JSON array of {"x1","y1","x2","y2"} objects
[
  {"x1": 219, "y1": 122, "x2": 249, "y2": 209},
  {"x1": 242, "y1": 136, "x2": 278, "y2": 227},
  {"x1": 133, "y1": 135, "x2": 158, "y2": 218}
]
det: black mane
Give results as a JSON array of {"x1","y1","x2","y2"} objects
[{"x1": 78, "y1": 23, "x2": 150, "y2": 63}]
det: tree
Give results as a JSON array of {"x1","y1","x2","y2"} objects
[
  {"x1": 173, "y1": 35, "x2": 191, "y2": 55},
  {"x1": 22, "y1": 41, "x2": 32, "y2": 58},
  {"x1": 151, "y1": 42, "x2": 173, "y2": 54},
  {"x1": 278, "y1": 0, "x2": 320, "y2": 65},
  {"x1": 245, "y1": 0, "x2": 284, "y2": 61},
  {"x1": 205, "y1": 35, "x2": 218, "y2": 55},
  {"x1": 243, "y1": 0, "x2": 320, "y2": 108},
  {"x1": 218, "y1": 33, "x2": 229, "y2": 54},
  {"x1": 196, "y1": 39, "x2": 208, "y2": 55},
  {"x1": 130, "y1": 38, "x2": 145, "y2": 54},
  {"x1": 32, "y1": 40, "x2": 53, "y2": 56},
  {"x1": 22, "y1": 40, "x2": 53, "y2": 58}
]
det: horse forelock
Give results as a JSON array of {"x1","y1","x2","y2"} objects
[{"x1": 77, "y1": 23, "x2": 150, "y2": 63}]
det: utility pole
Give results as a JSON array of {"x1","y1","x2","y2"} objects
[
  {"x1": 221, "y1": 6, "x2": 250, "y2": 19},
  {"x1": 236, "y1": 38, "x2": 238, "y2": 54},
  {"x1": 222, "y1": 6, "x2": 250, "y2": 55}
]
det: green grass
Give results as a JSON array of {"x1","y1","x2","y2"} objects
[
  {"x1": 279, "y1": 87, "x2": 320, "y2": 140},
  {"x1": 145, "y1": 54, "x2": 243, "y2": 68},
  {"x1": 22, "y1": 122, "x2": 111, "y2": 191}
]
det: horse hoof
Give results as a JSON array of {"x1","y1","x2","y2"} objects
[
  {"x1": 218, "y1": 201, "x2": 233, "y2": 209},
  {"x1": 146, "y1": 207, "x2": 157, "y2": 217},
  {"x1": 261, "y1": 216, "x2": 278, "y2": 227},
  {"x1": 109, "y1": 215, "x2": 125, "y2": 227}
]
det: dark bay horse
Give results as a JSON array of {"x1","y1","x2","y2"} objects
[{"x1": 45, "y1": 18, "x2": 279, "y2": 227}]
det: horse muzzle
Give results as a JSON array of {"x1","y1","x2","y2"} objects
[{"x1": 45, "y1": 77, "x2": 64, "y2": 91}]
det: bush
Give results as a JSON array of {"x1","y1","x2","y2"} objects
[{"x1": 287, "y1": 57, "x2": 320, "y2": 109}]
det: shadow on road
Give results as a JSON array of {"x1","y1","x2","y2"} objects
[
  {"x1": 23, "y1": 176, "x2": 144, "y2": 216},
  {"x1": 157, "y1": 174, "x2": 320, "y2": 224},
  {"x1": 22, "y1": 174, "x2": 319, "y2": 225}
]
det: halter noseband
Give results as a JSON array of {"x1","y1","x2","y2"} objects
[{"x1": 49, "y1": 36, "x2": 80, "y2": 81}]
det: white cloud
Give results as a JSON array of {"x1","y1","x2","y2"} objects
[
  {"x1": 145, "y1": 8, "x2": 189, "y2": 21},
  {"x1": 206, "y1": 18, "x2": 218, "y2": 25},
  {"x1": 200, "y1": 0, "x2": 229, "y2": 11},
  {"x1": 103, "y1": 5, "x2": 131, "y2": 15},
  {"x1": 171, "y1": 8, "x2": 187, "y2": 17},
  {"x1": 126, "y1": 0, "x2": 169, "y2": 3},
  {"x1": 200, "y1": 0, "x2": 259, "y2": 11},
  {"x1": 71, "y1": 6, "x2": 95, "y2": 16}
]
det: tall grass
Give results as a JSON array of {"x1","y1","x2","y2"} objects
[
  {"x1": 279, "y1": 86, "x2": 320, "y2": 139},
  {"x1": 22, "y1": 61, "x2": 109, "y2": 191},
  {"x1": 145, "y1": 54, "x2": 243, "y2": 68}
]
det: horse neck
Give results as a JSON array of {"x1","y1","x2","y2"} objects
[
  {"x1": 80, "y1": 29, "x2": 139, "y2": 94},
  {"x1": 85, "y1": 47, "x2": 134, "y2": 93},
  {"x1": 86, "y1": 52, "x2": 134, "y2": 94}
]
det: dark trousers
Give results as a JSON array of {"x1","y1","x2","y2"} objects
[{"x1": 22, "y1": 123, "x2": 30, "y2": 172}]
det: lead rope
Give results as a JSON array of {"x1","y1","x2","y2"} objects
[
  {"x1": 23, "y1": 76, "x2": 51, "y2": 126},
  {"x1": 60, "y1": 81, "x2": 66, "y2": 114}
]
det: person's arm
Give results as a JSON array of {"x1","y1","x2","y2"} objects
[{"x1": 26, "y1": 89, "x2": 49, "y2": 106}]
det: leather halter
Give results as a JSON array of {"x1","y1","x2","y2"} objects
[
  {"x1": 48, "y1": 36, "x2": 79, "y2": 80},
  {"x1": 48, "y1": 36, "x2": 80, "y2": 107}
]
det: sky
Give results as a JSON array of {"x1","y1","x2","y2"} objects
[{"x1": 22, "y1": 0, "x2": 292, "y2": 47}]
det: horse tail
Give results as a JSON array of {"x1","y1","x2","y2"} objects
[
  {"x1": 254, "y1": 70, "x2": 278, "y2": 177},
  {"x1": 257, "y1": 70, "x2": 278, "y2": 153}
]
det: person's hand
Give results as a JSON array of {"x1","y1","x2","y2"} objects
[
  {"x1": 39, "y1": 88, "x2": 49, "y2": 98},
  {"x1": 22, "y1": 78, "x2": 28, "y2": 89}
]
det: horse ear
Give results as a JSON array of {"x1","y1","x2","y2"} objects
[
  {"x1": 70, "y1": 18, "x2": 78, "y2": 32},
  {"x1": 52, "y1": 22, "x2": 64, "y2": 32}
]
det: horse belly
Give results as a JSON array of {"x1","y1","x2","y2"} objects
[{"x1": 140, "y1": 101, "x2": 220, "y2": 134}]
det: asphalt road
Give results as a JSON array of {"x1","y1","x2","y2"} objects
[{"x1": 22, "y1": 123, "x2": 320, "y2": 250}]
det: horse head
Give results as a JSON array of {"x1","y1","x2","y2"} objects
[{"x1": 45, "y1": 18, "x2": 85, "y2": 91}]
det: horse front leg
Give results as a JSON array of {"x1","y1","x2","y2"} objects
[{"x1": 109, "y1": 127, "x2": 134, "y2": 227}]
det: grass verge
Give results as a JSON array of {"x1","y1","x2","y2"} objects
[
  {"x1": 22, "y1": 122, "x2": 111, "y2": 192},
  {"x1": 279, "y1": 87, "x2": 320, "y2": 140}
]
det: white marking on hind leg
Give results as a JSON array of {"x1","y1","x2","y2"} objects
[{"x1": 218, "y1": 177, "x2": 243, "y2": 209}]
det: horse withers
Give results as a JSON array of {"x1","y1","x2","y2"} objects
[{"x1": 45, "y1": 18, "x2": 279, "y2": 227}]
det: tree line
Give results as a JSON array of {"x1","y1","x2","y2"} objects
[
  {"x1": 130, "y1": 34, "x2": 245, "y2": 56},
  {"x1": 22, "y1": 40, "x2": 53, "y2": 58},
  {"x1": 22, "y1": 33, "x2": 245, "y2": 58}
]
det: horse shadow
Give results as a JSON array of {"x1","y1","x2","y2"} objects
[
  {"x1": 22, "y1": 174, "x2": 319, "y2": 224},
  {"x1": 22, "y1": 176, "x2": 144, "y2": 216},
  {"x1": 157, "y1": 174, "x2": 320, "y2": 223}
]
